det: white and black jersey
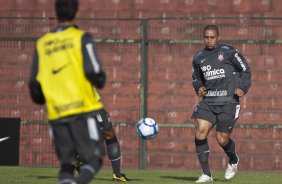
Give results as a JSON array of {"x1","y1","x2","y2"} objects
[{"x1": 192, "y1": 44, "x2": 252, "y2": 104}]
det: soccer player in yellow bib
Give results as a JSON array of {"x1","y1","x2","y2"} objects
[{"x1": 28, "y1": 0, "x2": 126, "y2": 183}]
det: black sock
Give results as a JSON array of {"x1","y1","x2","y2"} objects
[
  {"x1": 106, "y1": 136, "x2": 121, "y2": 176},
  {"x1": 195, "y1": 138, "x2": 211, "y2": 177},
  {"x1": 222, "y1": 138, "x2": 238, "y2": 164}
]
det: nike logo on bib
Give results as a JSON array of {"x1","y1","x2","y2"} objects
[{"x1": 52, "y1": 64, "x2": 68, "y2": 74}]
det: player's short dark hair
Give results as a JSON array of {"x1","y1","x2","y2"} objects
[
  {"x1": 55, "y1": 0, "x2": 79, "y2": 22},
  {"x1": 203, "y1": 25, "x2": 219, "y2": 36}
]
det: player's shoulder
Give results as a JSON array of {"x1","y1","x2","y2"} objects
[
  {"x1": 82, "y1": 31, "x2": 92, "y2": 38},
  {"x1": 219, "y1": 44, "x2": 236, "y2": 51},
  {"x1": 69, "y1": 26, "x2": 87, "y2": 36},
  {"x1": 37, "y1": 32, "x2": 53, "y2": 45},
  {"x1": 67, "y1": 26, "x2": 94, "y2": 43},
  {"x1": 219, "y1": 44, "x2": 239, "y2": 56},
  {"x1": 193, "y1": 50, "x2": 204, "y2": 61},
  {"x1": 81, "y1": 31, "x2": 94, "y2": 44}
]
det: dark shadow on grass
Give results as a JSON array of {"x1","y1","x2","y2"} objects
[
  {"x1": 19, "y1": 175, "x2": 56, "y2": 180},
  {"x1": 161, "y1": 176, "x2": 228, "y2": 182},
  {"x1": 29, "y1": 175, "x2": 142, "y2": 182},
  {"x1": 37, "y1": 175, "x2": 57, "y2": 179},
  {"x1": 35, "y1": 175, "x2": 143, "y2": 182},
  {"x1": 161, "y1": 175, "x2": 198, "y2": 181},
  {"x1": 161, "y1": 176, "x2": 230, "y2": 183},
  {"x1": 35, "y1": 176, "x2": 142, "y2": 182},
  {"x1": 95, "y1": 177, "x2": 142, "y2": 182},
  {"x1": 214, "y1": 178, "x2": 231, "y2": 182}
]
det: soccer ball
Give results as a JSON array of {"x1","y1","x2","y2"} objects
[{"x1": 136, "y1": 118, "x2": 158, "y2": 140}]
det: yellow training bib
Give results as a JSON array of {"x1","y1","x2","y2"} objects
[{"x1": 36, "y1": 27, "x2": 103, "y2": 120}]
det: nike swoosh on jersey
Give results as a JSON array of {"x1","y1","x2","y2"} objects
[
  {"x1": 200, "y1": 59, "x2": 206, "y2": 63},
  {"x1": 0, "y1": 136, "x2": 10, "y2": 142},
  {"x1": 52, "y1": 64, "x2": 68, "y2": 74}
]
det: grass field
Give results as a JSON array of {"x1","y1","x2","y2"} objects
[{"x1": 0, "y1": 166, "x2": 281, "y2": 184}]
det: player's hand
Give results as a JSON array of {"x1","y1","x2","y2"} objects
[
  {"x1": 198, "y1": 87, "x2": 207, "y2": 97},
  {"x1": 234, "y1": 88, "x2": 244, "y2": 97}
]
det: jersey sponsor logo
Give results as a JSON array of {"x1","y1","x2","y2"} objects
[
  {"x1": 234, "y1": 53, "x2": 247, "y2": 71},
  {"x1": 201, "y1": 65, "x2": 225, "y2": 80},
  {"x1": 52, "y1": 64, "x2": 68, "y2": 74},
  {"x1": 44, "y1": 41, "x2": 74, "y2": 56},
  {"x1": 205, "y1": 90, "x2": 227, "y2": 97},
  {"x1": 54, "y1": 101, "x2": 84, "y2": 113},
  {"x1": 201, "y1": 65, "x2": 211, "y2": 72}
]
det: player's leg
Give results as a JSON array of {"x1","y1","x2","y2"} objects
[
  {"x1": 216, "y1": 103, "x2": 240, "y2": 180},
  {"x1": 194, "y1": 118, "x2": 214, "y2": 182},
  {"x1": 104, "y1": 128, "x2": 128, "y2": 182},
  {"x1": 192, "y1": 101, "x2": 215, "y2": 183},
  {"x1": 72, "y1": 109, "x2": 128, "y2": 182},
  {"x1": 71, "y1": 114, "x2": 105, "y2": 184},
  {"x1": 99, "y1": 109, "x2": 128, "y2": 182},
  {"x1": 217, "y1": 132, "x2": 239, "y2": 180},
  {"x1": 104, "y1": 128, "x2": 122, "y2": 177},
  {"x1": 216, "y1": 132, "x2": 238, "y2": 164},
  {"x1": 49, "y1": 123, "x2": 76, "y2": 184}
]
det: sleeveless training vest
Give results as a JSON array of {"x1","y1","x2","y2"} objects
[{"x1": 36, "y1": 27, "x2": 103, "y2": 120}]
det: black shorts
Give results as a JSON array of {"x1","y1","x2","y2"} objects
[
  {"x1": 96, "y1": 109, "x2": 113, "y2": 133},
  {"x1": 49, "y1": 110, "x2": 107, "y2": 164},
  {"x1": 192, "y1": 101, "x2": 240, "y2": 133}
]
